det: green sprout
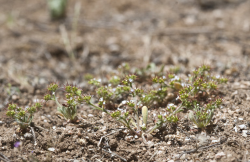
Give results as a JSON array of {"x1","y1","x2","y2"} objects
[{"x1": 6, "y1": 102, "x2": 42, "y2": 131}]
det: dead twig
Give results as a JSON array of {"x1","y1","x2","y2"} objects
[
  {"x1": 102, "y1": 149, "x2": 127, "y2": 162},
  {"x1": 98, "y1": 129, "x2": 124, "y2": 147},
  {"x1": 0, "y1": 152, "x2": 12, "y2": 162},
  {"x1": 178, "y1": 137, "x2": 227, "y2": 159},
  {"x1": 148, "y1": 150, "x2": 158, "y2": 162},
  {"x1": 30, "y1": 127, "x2": 37, "y2": 147}
]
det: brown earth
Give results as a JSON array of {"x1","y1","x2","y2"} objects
[{"x1": 1, "y1": 0, "x2": 250, "y2": 161}]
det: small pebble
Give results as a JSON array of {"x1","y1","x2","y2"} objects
[
  {"x1": 0, "y1": 121, "x2": 4, "y2": 125},
  {"x1": 24, "y1": 133, "x2": 33, "y2": 139},
  {"x1": 48, "y1": 148, "x2": 55, "y2": 152},
  {"x1": 242, "y1": 130, "x2": 248, "y2": 137},
  {"x1": 238, "y1": 124, "x2": 246, "y2": 129},
  {"x1": 215, "y1": 152, "x2": 225, "y2": 159},
  {"x1": 88, "y1": 114, "x2": 94, "y2": 117},
  {"x1": 233, "y1": 126, "x2": 238, "y2": 133}
]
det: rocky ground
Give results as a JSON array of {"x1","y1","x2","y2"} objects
[{"x1": 0, "y1": 0, "x2": 250, "y2": 161}]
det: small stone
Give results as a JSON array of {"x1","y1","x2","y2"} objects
[
  {"x1": 78, "y1": 139, "x2": 87, "y2": 146},
  {"x1": 211, "y1": 140, "x2": 220, "y2": 144},
  {"x1": 88, "y1": 114, "x2": 94, "y2": 117},
  {"x1": 238, "y1": 124, "x2": 246, "y2": 129},
  {"x1": 48, "y1": 148, "x2": 55, "y2": 152},
  {"x1": 11, "y1": 95, "x2": 19, "y2": 101},
  {"x1": 1, "y1": 146, "x2": 7, "y2": 151},
  {"x1": 242, "y1": 130, "x2": 248, "y2": 137},
  {"x1": 233, "y1": 126, "x2": 238, "y2": 133},
  {"x1": 215, "y1": 152, "x2": 225, "y2": 159},
  {"x1": 24, "y1": 133, "x2": 33, "y2": 139},
  {"x1": 147, "y1": 134, "x2": 153, "y2": 141},
  {"x1": 166, "y1": 141, "x2": 171, "y2": 145},
  {"x1": 0, "y1": 121, "x2": 4, "y2": 125},
  {"x1": 228, "y1": 110, "x2": 235, "y2": 116}
]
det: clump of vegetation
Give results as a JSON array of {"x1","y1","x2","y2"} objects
[
  {"x1": 6, "y1": 102, "x2": 42, "y2": 131},
  {"x1": 43, "y1": 64, "x2": 227, "y2": 139},
  {"x1": 44, "y1": 82, "x2": 83, "y2": 122},
  {"x1": 177, "y1": 65, "x2": 227, "y2": 128}
]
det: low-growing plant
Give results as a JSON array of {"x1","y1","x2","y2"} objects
[
  {"x1": 44, "y1": 77, "x2": 179, "y2": 138},
  {"x1": 44, "y1": 82, "x2": 81, "y2": 122},
  {"x1": 6, "y1": 102, "x2": 42, "y2": 131},
  {"x1": 43, "y1": 64, "x2": 227, "y2": 140},
  {"x1": 174, "y1": 65, "x2": 227, "y2": 128}
]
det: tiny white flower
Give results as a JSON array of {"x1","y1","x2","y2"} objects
[
  {"x1": 99, "y1": 97, "x2": 103, "y2": 102},
  {"x1": 129, "y1": 78, "x2": 133, "y2": 82}
]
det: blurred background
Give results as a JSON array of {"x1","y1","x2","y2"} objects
[{"x1": 0, "y1": 0, "x2": 249, "y2": 110}]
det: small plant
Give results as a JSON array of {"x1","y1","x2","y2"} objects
[
  {"x1": 176, "y1": 65, "x2": 227, "y2": 128},
  {"x1": 87, "y1": 74, "x2": 180, "y2": 137},
  {"x1": 6, "y1": 102, "x2": 42, "y2": 131},
  {"x1": 44, "y1": 82, "x2": 81, "y2": 122},
  {"x1": 43, "y1": 64, "x2": 227, "y2": 139}
]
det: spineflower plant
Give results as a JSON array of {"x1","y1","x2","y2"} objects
[
  {"x1": 44, "y1": 82, "x2": 84, "y2": 122},
  {"x1": 174, "y1": 65, "x2": 227, "y2": 128},
  {"x1": 88, "y1": 74, "x2": 179, "y2": 137},
  {"x1": 44, "y1": 75, "x2": 178, "y2": 138},
  {"x1": 6, "y1": 102, "x2": 42, "y2": 131}
]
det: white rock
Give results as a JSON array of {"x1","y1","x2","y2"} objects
[
  {"x1": 48, "y1": 148, "x2": 55, "y2": 152},
  {"x1": 79, "y1": 139, "x2": 87, "y2": 145},
  {"x1": 215, "y1": 152, "x2": 226, "y2": 159},
  {"x1": 211, "y1": 140, "x2": 220, "y2": 144},
  {"x1": 242, "y1": 130, "x2": 248, "y2": 137},
  {"x1": 233, "y1": 126, "x2": 238, "y2": 133},
  {"x1": 88, "y1": 114, "x2": 94, "y2": 117},
  {"x1": 238, "y1": 124, "x2": 246, "y2": 129},
  {"x1": 166, "y1": 141, "x2": 171, "y2": 145}
]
